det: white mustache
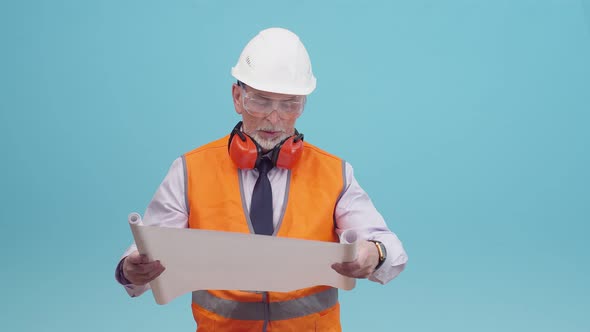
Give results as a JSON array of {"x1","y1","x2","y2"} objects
[{"x1": 257, "y1": 128, "x2": 285, "y2": 133}]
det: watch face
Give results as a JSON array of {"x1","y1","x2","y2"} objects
[
  {"x1": 376, "y1": 241, "x2": 386, "y2": 261},
  {"x1": 372, "y1": 241, "x2": 386, "y2": 270},
  {"x1": 371, "y1": 241, "x2": 385, "y2": 262},
  {"x1": 379, "y1": 242, "x2": 387, "y2": 259}
]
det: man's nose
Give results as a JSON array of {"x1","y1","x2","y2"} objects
[{"x1": 266, "y1": 104, "x2": 281, "y2": 123}]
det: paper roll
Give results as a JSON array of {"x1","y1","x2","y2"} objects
[{"x1": 128, "y1": 212, "x2": 142, "y2": 225}]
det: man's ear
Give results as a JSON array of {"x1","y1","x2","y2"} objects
[{"x1": 232, "y1": 83, "x2": 243, "y2": 115}]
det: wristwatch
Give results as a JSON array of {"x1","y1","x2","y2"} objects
[{"x1": 369, "y1": 240, "x2": 387, "y2": 270}]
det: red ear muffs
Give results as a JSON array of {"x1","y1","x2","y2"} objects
[
  {"x1": 272, "y1": 132, "x2": 304, "y2": 169},
  {"x1": 228, "y1": 122, "x2": 261, "y2": 169},
  {"x1": 228, "y1": 121, "x2": 304, "y2": 170}
]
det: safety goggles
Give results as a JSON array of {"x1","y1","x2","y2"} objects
[{"x1": 240, "y1": 86, "x2": 305, "y2": 120}]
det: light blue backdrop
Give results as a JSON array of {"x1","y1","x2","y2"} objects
[{"x1": 1, "y1": 1, "x2": 589, "y2": 331}]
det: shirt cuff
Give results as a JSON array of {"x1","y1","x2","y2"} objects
[{"x1": 115, "y1": 257, "x2": 132, "y2": 285}]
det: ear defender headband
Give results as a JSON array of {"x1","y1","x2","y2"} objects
[{"x1": 228, "y1": 121, "x2": 304, "y2": 170}]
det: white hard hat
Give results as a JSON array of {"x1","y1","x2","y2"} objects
[{"x1": 231, "y1": 27, "x2": 316, "y2": 96}]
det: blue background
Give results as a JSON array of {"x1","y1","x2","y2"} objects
[{"x1": 1, "y1": 1, "x2": 589, "y2": 331}]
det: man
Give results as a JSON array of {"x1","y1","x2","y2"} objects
[{"x1": 116, "y1": 27, "x2": 408, "y2": 331}]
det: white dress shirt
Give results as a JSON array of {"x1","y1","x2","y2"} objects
[{"x1": 118, "y1": 157, "x2": 408, "y2": 297}]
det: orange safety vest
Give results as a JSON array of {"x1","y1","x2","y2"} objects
[{"x1": 183, "y1": 136, "x2": 346, "y2": 332}]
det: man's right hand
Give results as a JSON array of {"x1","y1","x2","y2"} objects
[{"x1": 122, "y1": 251, "x2": 166, "y2": 286}]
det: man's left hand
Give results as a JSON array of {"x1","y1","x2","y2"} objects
[{"x1": 331, "y1": 241, "x2": 379, "y2": 279}]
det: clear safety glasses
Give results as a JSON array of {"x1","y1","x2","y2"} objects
[{"x1": 240, "y1": 86, "x2": 305, "y2": 120}]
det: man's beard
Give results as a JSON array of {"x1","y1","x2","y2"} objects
[{"x1": 250, "y1": 128, "x2": 289, "y2": 151}]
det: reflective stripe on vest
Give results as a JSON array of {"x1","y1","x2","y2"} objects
[{"x1": 192, "y1": 288, "x2": 338, "y2": 321}]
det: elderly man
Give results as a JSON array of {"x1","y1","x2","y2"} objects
[{"x1": 116, "y1": 27, "x2": 408, "y2": 331}]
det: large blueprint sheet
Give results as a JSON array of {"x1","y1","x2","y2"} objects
[{"x1": 128, "y1": 213, "x2": 358, "y2": 304}]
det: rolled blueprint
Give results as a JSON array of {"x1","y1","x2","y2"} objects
[
  {"x1": 127, "y1": 212, "x2": 358, "y2": 305},
  {"x1": 128, "y1": 212, "x2": 141, "y2": 225},
  {"x1": 128, "y1": 212, "x2": 151, "y2": 262}
]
